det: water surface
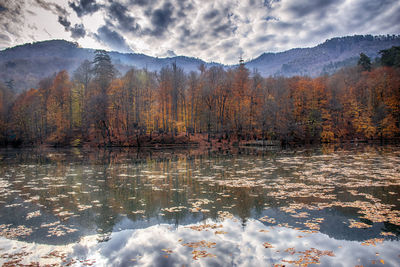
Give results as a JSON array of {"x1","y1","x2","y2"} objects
[{"x1": 0, "y1": 145, "x2": 399, "y2": 266}]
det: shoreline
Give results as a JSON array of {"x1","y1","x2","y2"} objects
[{"x1": 2, "y1": 136, "x2": 399, "y2": 149}]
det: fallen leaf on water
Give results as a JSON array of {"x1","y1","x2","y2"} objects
[
  {"x1": 380, "y1": 232, "x2": 395, "y2": 236},
  {"x1": 361, "y1": 238, "x2": 384, "y2": 246},
  {"x1": 182, "y1": 241, "x2": 216, "y2": 249},
  {"x1": 192, "y1": 250, "x2": 216, "y2": 260},
  {"x1": 161, "y1": 249, "x2": 173, "y2": 254},
  {"x1": 214, "y1": 231, "x2": 227, "y2": 235},
  {"x1": 263, "y1": 242, "x2": 274, "y2": 248},
  {"x1": 348, "y1": 219, "x2": 372, "y2": 229},
  {"x1": 186, "y1": 224, "x2": 222, "y2": 232}
]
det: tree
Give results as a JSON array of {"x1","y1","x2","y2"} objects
[
  {"x1": 0, "y1": 82, "x2": 14, "y2": 144},
  {"x1": 90, "y1": 50, "x2": 116, "y2": 145},
  {"x1": 379, "y1": 46, "x2": 400, "y2": 67},
  {"x1": 73, "y1": 60, "x2": 93, "y2": 93},
  {"x1": 11, "y1": 89, "x2": 42, "y2": 143},
  {"x1": 232, "y1": 60, "x2": 250, "y2": 138},
  {"x1": 158, "y1": 65, "x2": 173, "y2": 133},
  {"x1": 171, "y1": 63, "x2": 186, "y2": 135},
  {"x1": 2, "y1": 52, "x2": 400, "y2": 146},
  {"x1": 73, "y1": 60, "x2": 93, "y2": 130},
  {"x1": 47, "y1": 70, "x2": 72, "y2": 144},
  {"x1": 358, "y1": 53, "x2": 371, "y2": 71},
  {"x1": 93, "y1": 50, "x2": 115, "y2": 92},
  {"x1": 38, "y1": 75, "x2": 55, "y2": 140}
]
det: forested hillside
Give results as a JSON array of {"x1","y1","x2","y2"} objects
[
  {"x1": 247, "y1": 35, "x2": 400, "y2": 76},
  {"x1": 0, "y1": 47, "x2": 399, "y2": 147},
  {"x1": 1, "y1": 35, "x2": 399, "y2": 93}
]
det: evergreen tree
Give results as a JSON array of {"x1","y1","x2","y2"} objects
[
  {"x1": 358, "y1": 53, "x2": 371, "y2": 71},
  {"x1": 91, "y1": 50, "x2": 116, "y2": 145},
  {"x1": 93, "y1": 50, "x2": 115, "y2": 93},
  {"x1": 379, "y1": 46, "x2": 400, "y2": 67}
]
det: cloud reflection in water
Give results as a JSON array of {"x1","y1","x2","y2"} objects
[{"x1": 1, "y1": 217, "x2": 399, "y2": 266}]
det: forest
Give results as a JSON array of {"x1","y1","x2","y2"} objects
[{"x1": 0, "y1": 47, "x2": 399, "y2": 147}]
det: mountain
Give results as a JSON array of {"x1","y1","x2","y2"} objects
[
  {"x1": 0, "y1": 40, "x2": 221, "y2": 92},
  {"x1": 1, "y1": 35, "x2": 400, "y2": 92},
  {"x1": 246, "y1": 35, "x2": 400, "y2": 77}
]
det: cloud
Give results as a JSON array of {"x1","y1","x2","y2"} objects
[
  {"x1": 108, "y1": 2, "x2": 140, "y2": 33},
  {"x1": 129, "y1": 0, "x2": 157, "y2": 7},
  {"x1": 1, "y1": 217, "x2": 399, "y2": 266},
  {"x1": 58, "y1": 16, "x2": 71, "y2": 29},
  {"x1": 0, "y1": 3, "x2": 8, "y2": 12},
  {"x1": 203, "y1": 10, "x2": 220, "y2": 20},
  {"x1": 166, "y1": 50, "x2": 176, "y2": 57},
  {"x1": 58, "y1": 16, "x2": 86, "y2": 39},
  {"x1": 284, "y1": 0, "x2": 339, "y2": 18},
  {"x1": 0, "y1": 33, "x2": 12, "y2": 49},
  {"x1": 263, "y1": 0, "x2": 280, "y2": 9},
  {"x1": 148, "y1": 2, "x2": 174, "y2": 37},
  {"x1": 95, "y1": 25, "x2": 132, "y2": 52},
  {"x1": 72, "y1": 219, "x2": 400, "y2": 266},
  {"x1": 70, "y1": 24, "x2": 86, "y2": 39},
  {"x1": 34, "y1": 0, "x2": 68, "y2": 16},
  {"x1": 0, "y1": 34, "x2": 11, "y2": 42},
  {"x1": 0, "y1": 0, "x2": 25, "y2": 44},
  {"x1": 2, "y1": 0, "x2": 400, "y2": 64},
  {"x1": 68, "y1": 0, "x2": 101, "y2": 17}
]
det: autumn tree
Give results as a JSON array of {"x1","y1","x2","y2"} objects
[
  {"x1": 3, "y1": 49, "x2": 400, "y2": 147},
  {"x1": 38, "y1": 75, "x2": 55, "y2": 140},
  {"x1": 0, "y1": 82, "x2": 14, "y2": 144},
  {"x1": 46, "y1": 70, "x2": 73, "y2": 144},
  {"x1": 73, "y1": 60, "x2": 93, "y2": 131},
  {"x1": 158, "y1": 65, "x2": 173, "y2": 133},
  {"x1": 232, "y1": 60, "x2": 250, "y2": 138},
  {"x1": 186, "y1": 71, "x2": 201, "y2": 134},
  {"x1": 11, "y1": 89, "x2": 42, "y2": 143}
]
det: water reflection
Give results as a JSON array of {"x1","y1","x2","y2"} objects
[
  {"x1": 1, "y1": 218, "x2": 399, "y2": 266},
  {"x1": 0, "y1": 145, "x2": 399, "y2": 266}
]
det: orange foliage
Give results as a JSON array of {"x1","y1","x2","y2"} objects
[{"x1": 5, "y1": 59, "x2": 400, "y2": 146}]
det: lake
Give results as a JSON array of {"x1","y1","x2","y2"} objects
[{"x1": 0, "y1": 145, "x2": 399, "y2": 266}]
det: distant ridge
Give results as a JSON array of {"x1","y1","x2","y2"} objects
[
  {"x1": 246, "y1": 35, "x2": 400, "y2": 77},
  {"x1": 1, "y1": 35, "x2": 400, "y2": 92}
]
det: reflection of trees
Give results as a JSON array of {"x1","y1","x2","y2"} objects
[
  {"x1": 0, "y1": 145, "x2": 399, "y2": 243},
  {"x1": 382, "y1": 221, "x2": 400, "y2": 237}
]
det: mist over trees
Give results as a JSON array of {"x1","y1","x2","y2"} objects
[{"x1": 1, "y1": 47, "x2": 399, "y2": 147}]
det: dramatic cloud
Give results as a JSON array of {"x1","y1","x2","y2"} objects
[
  {"x1": 148, "y1": 2, "x2": 175, "y2": 37},
  {"x1": 70, "y1": 24, "x2": 86, "y2": 39},
  {"x1": 58, "y1": 15, "x2": 86, "y2": 39},
  {"x1": 95, "y1": 25, "x2": 132, "y2": 52},
  {"x1": 0, "y1": 0, "x2": 25, "y2": 48},
  {"x1": 1, "y1": 0, "x2": 400, "y2": 64},
  {"x1": 69, "y1": 0, "x2": 101, "y2": 17},
  {"x1": 58, "y1": 16, "x2": 71, "y2": 29},
  {"x1": 108, "y1": 2, "x2": 140, "y2": 33},
  {"x1": 34, "y1": 0, "x2": 67, "y2": 16}
]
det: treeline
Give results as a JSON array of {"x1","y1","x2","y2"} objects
[{"x1": 0, "y1": 47, "x2": 399, "y2": 147}]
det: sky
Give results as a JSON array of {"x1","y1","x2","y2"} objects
[{"x1": 0, "y1": 0, "x2": 399, "y2": 64}]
